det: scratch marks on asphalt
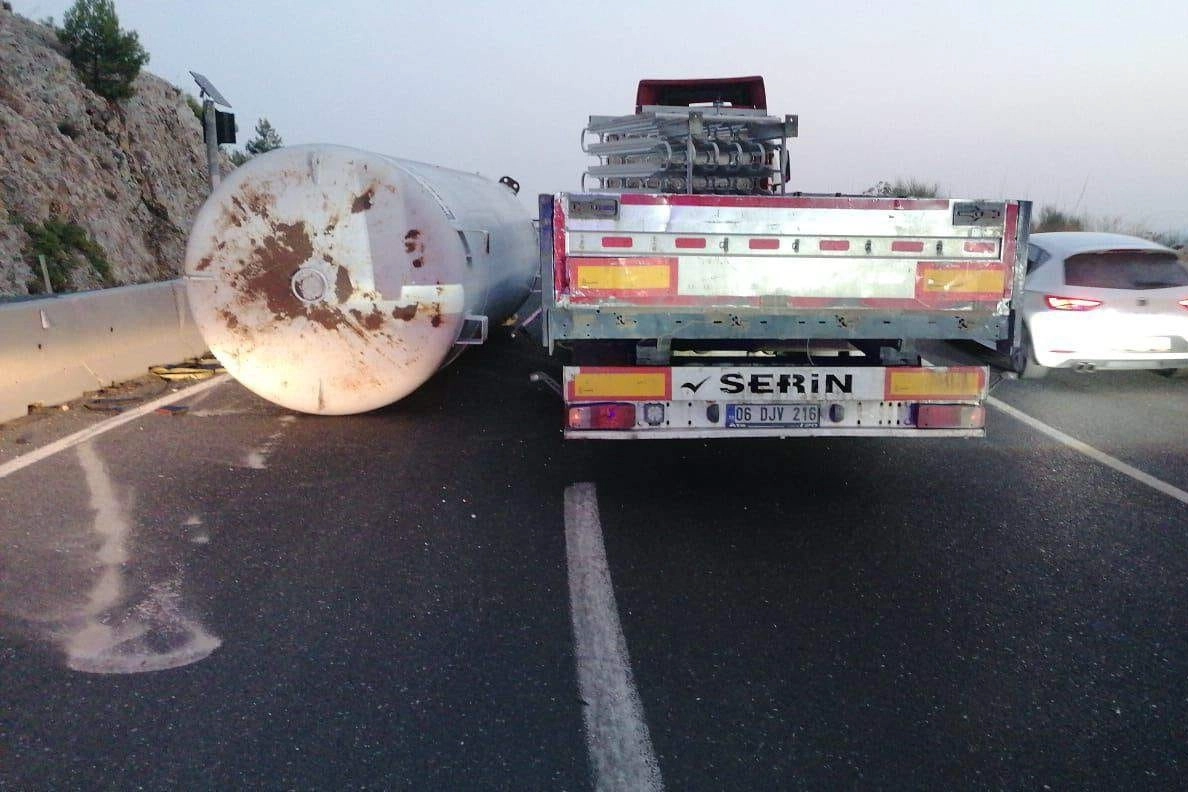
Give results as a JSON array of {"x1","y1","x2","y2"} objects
[
  {"x1": 49, "y1": 443, "x2": 222, "y2": 673},
  {"x1": 564, "y1": 482, "x2": 664, "y2": 792}
]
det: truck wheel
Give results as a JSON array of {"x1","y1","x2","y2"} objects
[
  {"x1": 1155, "y1": 367, "x2": 1188, "y2": 379},
  {"x1": 1011, "y1": 326, "x2": 1048, "y2": 380}
]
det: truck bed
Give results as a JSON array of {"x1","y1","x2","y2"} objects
[{"x1": 541, "y1": 192, "x2": 1030, "y2": 350}]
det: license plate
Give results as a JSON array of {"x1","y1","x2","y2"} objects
[
  {"x1": 726, "y1": 403, "x2": 821, "y2": 428},
  {"x1": 1122, "y1": 336, "x2": 1171, "y2": 352}
]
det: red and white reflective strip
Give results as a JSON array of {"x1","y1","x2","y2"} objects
[
  {"x1": 560, "y1": 255, "x2": 1009, "y2": 306},
  {"x1": 616, "y1": 194, "x2": 952, "y2": 211},
  {"x1": 567, "y1": 231, "x2": 1001, "y2": 259}
]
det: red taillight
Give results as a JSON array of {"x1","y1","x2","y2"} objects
[
  {"x1": 567, "y1": 403, "x2": 636, "y2": 430},
  {"x1": 916, "y1": 404, "x2": 985, "y2": 429},
  {"x1": 1045, "y1": 295, "x2": 1102, "y2": 311}
]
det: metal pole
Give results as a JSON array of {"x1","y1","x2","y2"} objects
[{"x1": 203, "y1": 98, "x2": 220, "y2": 190}]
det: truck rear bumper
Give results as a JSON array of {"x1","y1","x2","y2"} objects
[
  {"x1": 562, "y1": 364, "x2": 989, "y2": 439},
  {"x1": 565, "y1": 427, "x2": 985, "y2": 440}
]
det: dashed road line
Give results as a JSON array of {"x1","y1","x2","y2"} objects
[
  {"x1": 987, "y1": 396, "x2": 1188, "y2": 506},
  {"x1": 564, "y1": 482, "x2": 664, "y2": 792}
]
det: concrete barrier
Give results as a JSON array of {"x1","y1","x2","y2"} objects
[{"x1": 0, "y1": 281, "x2": 208, "y2": 424}]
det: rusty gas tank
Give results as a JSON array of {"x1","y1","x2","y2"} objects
[{"x1": 183, "y1": 145, "x2": 537, "y2": 414}]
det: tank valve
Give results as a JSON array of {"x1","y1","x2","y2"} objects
[{"x1": 290, "y1": 265, "x2": 330, "y2": 305}]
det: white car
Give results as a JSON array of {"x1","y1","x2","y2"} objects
[{"x1": 1012, "y1": 232, "x2": 1188, "y2": 379}]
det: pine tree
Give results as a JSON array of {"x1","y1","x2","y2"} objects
[
  {"x1": 56, "y1": 0, "x2": 149, "y2": 101},
  {"x1": 244, "y1": 118, "x2": 283, "y2": 155}
]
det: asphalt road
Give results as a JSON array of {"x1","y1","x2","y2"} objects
[{"x1": 1, "y1": 334, "x2": 1186, "y2": 790}]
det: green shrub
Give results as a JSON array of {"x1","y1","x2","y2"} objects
[
  {"x1": 244, "y1": 118, "x2": 283, "y2": 155},
  {"x1": 55, "y1": 0, "x2": 149, "y2": 101},
  {"x1": 863, "y1": 179, "x2": 941, "y2": 198},
  {"x1": 21, "y1": 216, "x2": 113, "y2": 293},
  {"x1": 1033, "y1": 207, "x2": 1086, "y2": 232},
  {"x1": 185, "y1": 93, "x2": 203, "y2": 122},
  {"x1": 1033, "y1": 206, "x2": 1185, "y2": 249}
]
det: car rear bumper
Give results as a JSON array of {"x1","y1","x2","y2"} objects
[
  {"x1": 1039, "y1": 355, "x2": 1188, "y2": 371},
  {"x1": 1027, "y1": 312, "x2": 1188, "y2": 369}
]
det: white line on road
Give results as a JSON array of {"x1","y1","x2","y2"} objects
[
  {"x1": 0, "y1": 374, "x2": 230, "y2": 480},
  {"x1": 564, "y1": 482, "x2": 664, "y2": 792},
  {"x1": 987, "y1": 396, "x2": 1188, "y2": 506}
]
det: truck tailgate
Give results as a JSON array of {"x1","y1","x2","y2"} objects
[{"x1": 543, "y1": 193, "x2": 1029, "y2": 344}]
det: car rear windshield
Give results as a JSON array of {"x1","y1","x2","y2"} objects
[{"x1": 1064, "y1": 250, "x2": 1188, "y2": 290}]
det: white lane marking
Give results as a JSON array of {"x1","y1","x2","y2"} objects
[
  {"x1": 0, "y1": 374, "x2": 230, "y2": 480},
  {"x1": 564, "y1": 482, "x2": 664, "y2": 792},
  {"x1": 241, "y1": 426, "x2": 288, "y2": 469},
  {"x1": 243, "y1": 450, "x2": 268, "y2": 469},
  {"x1": 987, "y1": 396, "x2": 1188, "y2": 506}
]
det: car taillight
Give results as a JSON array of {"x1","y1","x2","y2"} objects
[
  {"x1": 567, "y1": 403, "x2": 636, "y2": 430},
  {"x1": 1045, "y1": 295, "x2": 1102, "y2": 311}
]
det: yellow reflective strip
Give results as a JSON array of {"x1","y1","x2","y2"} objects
[
  {"x1": 573, "y1": 372, "x2": 667, "y2": 399},
  {"x1": 887, "y1": 370, "x2": 983, "y2": 398},
  {"x1": 921, "y1": 268, "x2": 1006, "y2": 294},
  {"x1": 577, "y1": 265, "x2": 671, "y2": 291}
]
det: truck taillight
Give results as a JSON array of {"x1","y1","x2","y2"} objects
[
  {"x1": 568, "y1": 403, "x2": 636, "y2": 430},
  {"x1": 916, "y1": 404, "x2": 985, "y2": 429},
  {"x1": 1045, "y1": 295, "x2": 1102, "y2": 311}
]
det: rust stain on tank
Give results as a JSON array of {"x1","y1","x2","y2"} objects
[
  {"x1": 219, "y1": 309, "x2": 239, "y2": 329},
  {"x1": 348, "y1": 307, "x2": 385, "y2": 332},
  {"x1": 195, "y1": 254, "x2": 213, "y2": 272},
  {"x1": 392, "y1": 304, "x2": 417, "y2": 321},
  {"x1": 219, "y1": 204, "x2": 243, "y2": 229},
  {"x1": 351, "y1": 187, "x2": 375, "y2": 214},
  {"x1": 404, "y1": 229, "x2": 422, "y2": 253},
  {"x1": 335, "y1": 266, "x2": 352, "y2": 303},
  {"x1": 411, "y1": 257, "x2": 424, "y2": 268},
  {"x1": 235, "y1": 220, "x2": 370, "y2": 337},
  {"x1": 245, "y1": 190, "x2": 274, "y2": 217},
  {"x1": 430, "y1": 303, "x2": 443, "y2": 327}
]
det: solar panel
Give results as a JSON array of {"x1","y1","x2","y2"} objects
[{"x1": 189, "y1": 71, "x2": 231, "y2": 108}]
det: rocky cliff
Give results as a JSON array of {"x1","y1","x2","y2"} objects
[{"x1": 0, "y1": 7, "x2": 213, "y2": 296}]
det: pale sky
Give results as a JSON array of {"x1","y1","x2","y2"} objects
[{"x1": 15, "y1": 0, "x2": 1188, "y2": 233}]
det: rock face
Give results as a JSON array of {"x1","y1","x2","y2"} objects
[{"x1": 0, "y1": 7, "x2": 214, "y2": 296}]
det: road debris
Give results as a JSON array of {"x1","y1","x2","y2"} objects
[{"x1": 150, "y1": 357, "x2": 226, "y2": 381}]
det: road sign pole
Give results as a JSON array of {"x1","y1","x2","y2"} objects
[{"x1": 203, "y1": 98, "x2": 220, "y2": 190}]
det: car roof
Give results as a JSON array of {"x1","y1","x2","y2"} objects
[{"x1": 1029, "y1": 231, "x2": 1176, "y2": 258}]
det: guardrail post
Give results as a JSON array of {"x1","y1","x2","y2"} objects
[{"x1": 38, "y1": 254, "x2": 53, "y2": 295}]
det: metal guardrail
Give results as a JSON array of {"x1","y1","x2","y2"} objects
[{"x1": 0, "y1": 280, "x2": 208, "y2": 424}]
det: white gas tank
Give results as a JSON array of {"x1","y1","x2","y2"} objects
[{"x1": 184, "y1": 145, "x2": 537, "y2": 414}]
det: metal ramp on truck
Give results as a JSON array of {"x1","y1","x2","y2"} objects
[{"x1": 581, "y1": 76, "x2": 797, "y2": 196}]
